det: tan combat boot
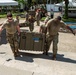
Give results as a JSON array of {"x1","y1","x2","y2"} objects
[{"x1": 52, "y1": 55, "x2": 56, "y2": 60}]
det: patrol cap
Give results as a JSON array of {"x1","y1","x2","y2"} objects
[
  {"x1": 7, "y1": 12, "x2": 12, "y2": 17},
  {"x1": 56, "y1": 16, "x2": 61, "y2": 20}
]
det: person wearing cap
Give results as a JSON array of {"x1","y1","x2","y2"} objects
[
  {"x1": 25, "y1": 11, "x2": 29, "y2": 22},
  {"x1": 39, "y1": 13, "x2": 51, "y2": 54},
  {"x1": 39, "y1": 13, "x2": 50, "y2": 34},
  {"x1": 50, "y1": 9, "x2": 54, "y2": 19},
  {"x1": 0, "y1": 12, "x2": 20, "y2": 57},
  {"x1": 16, "y1": 15, "x2": 19, "y2": 23},
  {"x1": 46, "y1": 16, "x2": 75, "y2": 60},
  {"x1": 35, "y1": 8, "x2": 41, "y2": 26},
  {"x1": 28, "y1": 15, "x2": 35, "y2": 32}
]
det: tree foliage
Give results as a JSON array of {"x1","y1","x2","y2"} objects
[{"x1": 15, "y1": 0, "x2": 26, "y2": 4}]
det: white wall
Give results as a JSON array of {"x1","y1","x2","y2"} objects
[{"x1": 46, "y1": 4, "x2": 59, "y2": 12}]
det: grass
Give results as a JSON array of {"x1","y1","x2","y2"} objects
[
  {"x1": 0, "y1": 12, "x2": 25, "y2": 18},
  {"x1": 40, "y1": 17, "x2": 46, "y2": 21},
  {"x1": 62, "y1": 18, "x2": 76, "y2": 22},
  {"x1": 0, "y1": 12, "x2": 76, "y2": 23},
  {"x1": 41, "y1": 16, "x2": 76, "y2": 23},
  {"x1": 0, "y1": 12, "x2": 7, "y2": 18}
]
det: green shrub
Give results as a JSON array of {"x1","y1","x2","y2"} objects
[{"x1": 40, "y1": 17, "x2": 46, "y2": 21}]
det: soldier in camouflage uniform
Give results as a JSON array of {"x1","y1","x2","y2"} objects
[
  {"x1": 28, "y1": 15, "x2": 35, "y2": 31},
  {"x1": 35, "y1": 8, "x2": 41, "y2": 26},
  {"x1": 0, "y1": 13, "x2": 20, "y2": 57},
  {"x1": 39, "y1": 13, "x2": 51, "y2": 54},
  {"x1": 25, "y1": 11, "x2": 29, "y2": 22},
  {"x1": 16, "y1": 15, "x2": 19, "y2": 23},
  {"x1": 46, "y1": 16, "x2": 75, "y2": 60},
  {"x1": 39, "y1": 13, "x2": 50, "y2": 34}
]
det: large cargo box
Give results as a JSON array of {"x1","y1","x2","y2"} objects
[{"x1": 19, "y1": 31, "x2": 46, "y2": 51}]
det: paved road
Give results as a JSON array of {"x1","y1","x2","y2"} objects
[
  {"x1": 0, "y1": 26, "x2": 76, "y2": 75},
  {"x1": 0, "y1": 42, "x2": 76, "y2": 75}
]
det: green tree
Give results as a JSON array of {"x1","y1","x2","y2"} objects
[
  {"x1": 15, "y1": 0, "x2": 27, "y2": 11},
  {"x1": 27, "y1": 0, "x2": 32, "y2": 7},
  {"x1": 15, "y1": 0, "x2": 26, "y2": 4}
]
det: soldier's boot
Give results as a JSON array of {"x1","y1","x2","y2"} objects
[
  {"x1": 15, "y1": 49, "x2": 20, "y2": 56},
  {"x1": 11, "y1": 50, "x2": 17, "y2": 57},
  {"x1": 45, "y1": 50, "x2": 48, "y2": 55},
  {"x1": 52, "y1": 55, "x2": 56, "y2": 60},
  {"x1": 43, "y1": 44, "x2": 49, "y2": 55},
  {"x1": 43, "y1": 50, "x2": 48, "y2": 55},
  {"x1": 14, "y1": 52, "x2": 18, "y2": 57}
]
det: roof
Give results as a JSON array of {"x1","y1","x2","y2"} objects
[{"x1": 0, "y1": 0, "x2": 18, "y2": 6}]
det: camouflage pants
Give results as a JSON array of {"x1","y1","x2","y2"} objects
[
  {"x1": 6, "y1": 33, "x2": 19, "y2": 53},
  {"x1": 46, "y1": 34, "x2": 59, "y2": 55},
  {"x1": 40, "y1": 25, "x2": 47, "y2": 34},
  {"x1": 29, "y1": 23, "x2": 34, "y2": 32},
  {"x1": 36, "y1": 20, "x2": 40, "y2": 26}
]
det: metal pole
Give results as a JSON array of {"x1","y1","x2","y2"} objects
[
  {"x1": 50, "y1": 0, "x2": 51, "y2": 4},
  {"x1": 50, "y1": 0, "x2": 51, "y2": 10},
  {"x1": 61, "y1": 0, "x2": 63, "y2": 17},
  {"x1": 47, "y1": 0, "x2": 48, "y2": 4}
]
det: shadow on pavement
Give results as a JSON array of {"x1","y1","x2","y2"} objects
[
  {"x1": 0, "y1": 29, "x2": 7, "y2": 45},
  {"x1": 0, "y1": 52, "x2": 6, "y2": 54},
  {"x1": 15, "y1": 52, "x2": 34, "y2": 62},
  {"x1": 15, "y1": 51, "x2": 76, "y2": 64},
  {"x1": 57, "y1": 54, "x2": 76, "y2": 64},
  {"x1": 15, "y1": 51, "x2": 51, "y2": 62},
  {"x1": 49, "y1": 53, "x2": 76, "y2": 64}
]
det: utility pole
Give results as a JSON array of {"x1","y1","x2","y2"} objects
[
  {"x1": 50, "y1": 0, "x2": 51, "y2": 10},
  {"x1": 61, "y1": 0, "x2": 64, "y2": 17},
  {"x1": 64, "y1": 0, "x2": 69, "y2": 19},
  {"x1": 47, "y1": 0, "x2": 48, "y2": 4}
]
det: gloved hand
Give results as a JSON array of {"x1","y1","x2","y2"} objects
[
  {"x1": 72, "y1": 30, "x2": 75, "y2": 35},
  {"x1": 46, "y1": 32, "x2": 49, "y2": 35}
]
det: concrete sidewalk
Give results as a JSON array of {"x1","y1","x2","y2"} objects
[
  {"x1": 0, "y1": 65, "x2": 46, "y2": 75},
  {"x1": 0, "y1": 26, "x2": 76, "y2": 75},
  {"x1": 0, "y1": 41, "x2": 76, "y2": 75}
]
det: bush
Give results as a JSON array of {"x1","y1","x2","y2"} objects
[{"x1": 40, "y1": 17, "x2": 46, "y2": 21}]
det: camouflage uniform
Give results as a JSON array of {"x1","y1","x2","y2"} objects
[
  {"x1": 50, "y1": 10, "x2": 54, "y2": 19},
  {"x1": 2, "y1": 19, "x2": 19, "y2": 56},
  {"x1": 40, "y1": 25, "x2": 47, "y2": 34},
  {"x1": 40, "y1": 16, "x2": 50, "y2": 34},
  {"x1": 46, "y1": 19, "x2": 67, "y2": 56},
  {"x1": 16, "y1": 15, "x2": 19, "y2": 23},
  {"x1": 46, "y1": 33, "x2": 59, "y2": 55},
  {"x1": 35, "y1": 9, "x2": 41, "y2": 26},
  {"x1": 25, "y1": 11, "x2": 29, "y2": 21},
  {"x1": 39, "y1": 16, "x2": 51, "y2": 54},
  {"x1": 28, "y1": 15, "x2": 35, "y2": 31}
]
